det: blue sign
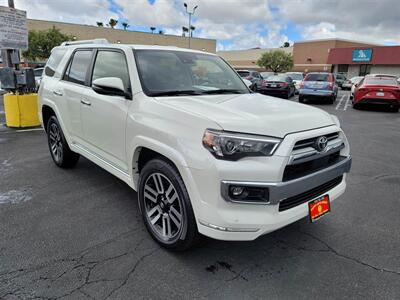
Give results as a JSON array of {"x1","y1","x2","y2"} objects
[{"x1": 352, "y1": 49, "x2": 372, "y2": 62}]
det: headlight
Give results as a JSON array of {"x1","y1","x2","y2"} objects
[
  {"x1": 331, "y1": 114, "x2": 341, "y2": 127},
  {"x1": 202, "y1": 129, "x2": 281, "y2": 160}
]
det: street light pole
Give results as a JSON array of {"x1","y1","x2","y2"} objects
[{"x1": 183, "y1": 3, "x2": 197, "y2": 49}]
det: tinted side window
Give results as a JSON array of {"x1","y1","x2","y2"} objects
[
  {"x1": 91, "y1": 50, "x2": 130, "y2": 90},
  {"x1": 64, "y1": 50, "x2": 93, "y2": 85},
  {"x1": 45, "y1": 48, "x2": 67, "y2": 77}
]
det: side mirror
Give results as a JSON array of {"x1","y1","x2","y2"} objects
[{"x1": 92, "y1": 77, "x2": 132, "y2": 100}]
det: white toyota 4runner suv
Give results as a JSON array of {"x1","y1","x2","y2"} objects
[{"x1": 39, "y1": 40, "x2": 352, "y2": 250}]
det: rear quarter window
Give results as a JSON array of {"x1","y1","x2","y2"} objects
[{"x1": 44, "y1": 48, "x2": 67, "y2": 77}]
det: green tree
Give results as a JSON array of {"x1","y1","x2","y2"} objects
[
  {"x1": 22, "y1": 27, "x2": 73, "y2": 61},
  {"x1": 108, "y1": 18, "x2": 118, "y2": 29},
  {"x1": 96, "y1": 21, "x2": 104, "y2": 27},
  {"x1": 122, "y1": 22, "x2": 129, "y2": 30},
  {"x1": 257, "y1": 50, "x2": 293, "y2": 73},
  {"x1": 158, "y1": 30, "x2": 164, "y2": 34},
  {"x1": 150, "y1": 26, "x2": 156, "y2": 34},
  {"x1": 283, "y1": 41, "x2": 290, "y2": 47}
]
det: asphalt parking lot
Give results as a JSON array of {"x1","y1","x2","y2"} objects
[{"x1": 1, "y1": 90, "x2": 399, "y2": 299}]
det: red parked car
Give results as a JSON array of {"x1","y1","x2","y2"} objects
[{"x1": 353, "y1": 76, "x2": 400, "y2": 112}]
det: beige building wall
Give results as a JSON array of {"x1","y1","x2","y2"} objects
[
  {"x1": 217, "y1": 47, "x2": 293, "y2": 70},
  {"x1": 292, "y1": 39, "x2": 378, "y2": 72},
  {"x1": 27, "y1": 19, "x2": 216, "y2": 53}
]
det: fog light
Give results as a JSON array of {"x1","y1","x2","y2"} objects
[{"x1": 230, "y1": 186, "x2": 244, "y2": 196}]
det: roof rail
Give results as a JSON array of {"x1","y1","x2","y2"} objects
[{"x1": 61, "y1": 38, "x2": 109, "y2": 46}]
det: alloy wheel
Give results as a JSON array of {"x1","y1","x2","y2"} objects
[
  {"x1": 143, "y1": 173, "x2": 183, "y2": 242},
  {"x1": 49, "y1": 123, "x2": 63, "y2": 163}
]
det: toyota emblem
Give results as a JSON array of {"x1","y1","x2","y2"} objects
[{"x1": 315, "y1": 136, "x2": 328, "y2": 152}]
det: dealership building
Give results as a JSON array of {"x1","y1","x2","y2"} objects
[{"x1": 327, "y1": 46, "x2": 400, "y2": 78}]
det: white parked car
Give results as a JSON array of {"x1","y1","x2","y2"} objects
[
  {"x1": 38, "y1": 40, "x2": 352, "y2": 250},
  {"x1": 285, "y1": 72, "x2": 304, "y2": 93},
  {"x1": 344, "y1": 76, "x2": 364, "y2": 98}
]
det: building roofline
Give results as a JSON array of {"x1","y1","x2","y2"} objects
[
  {"x1": 217, "y1": 47, "x2": 292, "y2": 53},
  {"x1": 294, "y1": 38, "x2": 382, "y2": 46},
  {"x1": 28, "y1": 18, "x2": 216, "y2": 42}
]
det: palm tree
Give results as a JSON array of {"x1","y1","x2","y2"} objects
[
  {"x1": 182, "y1": 26, "x2": 189, "y2": 37},
  {"x1": 150, "y1": 27, "x2": 156, "y2": 34},
  {"x1": 96, "y1": 22, "x2": 103, "y2": 27},
  {"x1": 190, "y1": 25, "x2": 195, "y2": 37},
  {"x1": 108, "y1": 18, "x2": 118, "y2": 29},
  {"x1": 122, "y1": 22, "x2": 129, "y2": 30},
  {"x1": 158, "y1": 30, "x2": 164, "y2": 34}
]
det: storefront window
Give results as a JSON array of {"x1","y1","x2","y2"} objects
[
  {"x1": 359, "y1": 64, "x2": 371, "y2": 76},
  {"x1": 338, "y1": 64, "x2": 349, "y2": 73}
]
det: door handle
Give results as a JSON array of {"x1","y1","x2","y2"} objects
[
  {"x1": 53, "y1": 90, "x2": 63, "y2": 96},
  {"x1": 81, "y1": 99, "x2": 91, "y2": 106}
]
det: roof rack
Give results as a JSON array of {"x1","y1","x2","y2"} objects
[{"x1": 61, "y1": 38, "x2": 109, "y2": 46}]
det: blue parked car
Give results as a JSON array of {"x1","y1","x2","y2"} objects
[{"x1": 298, "y1": 72, "x2": 338, "y2": 104}]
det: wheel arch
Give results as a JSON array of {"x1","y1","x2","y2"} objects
[{"x1": 130, "y1": 137, "x2": 189, "y2": 189}]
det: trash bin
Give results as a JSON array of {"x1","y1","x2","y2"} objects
[{"x1": 3, "y1": 93, "x2": 40, "y2": 127}]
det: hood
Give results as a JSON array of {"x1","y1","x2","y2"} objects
[{"x1": 156, "y1": 93, "x2": 334, "y2": 138}]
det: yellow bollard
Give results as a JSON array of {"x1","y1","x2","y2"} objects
[{"x1": 3, "y1": 93, "x2": 40, "y2": 128}]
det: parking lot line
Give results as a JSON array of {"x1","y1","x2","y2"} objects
[
  {"x1": 335, "y1": 94, "x2": 346, "y2": 110},
  {"x1": 343, "y1": 94, "x2": 352, "y2": 111}
]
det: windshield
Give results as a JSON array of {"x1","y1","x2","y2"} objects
[
  {"x1": 267, "y1": 75, "x2": 287, "y2": 82},
  {"x1": 305, "y1": 73, "x2": 330, "y2": 82},
  {"x1": 351, "y1": 77, "x2": 363, "y2": 84},
  {"x1": 237, "y1": 71, "x2": 250, "y2": 77},
  {"x1": 286, "y1": 73, "x2": 303, "y2": 80},
  {"x1": 135, "y1": 50, "x2": 249, "y2": 96},
  {"x1": 34, "y1": 69, "x2": 43, "y2": 77},
  {"x1": 365, "y1": 78, "x2": 398, "y2": 86}
]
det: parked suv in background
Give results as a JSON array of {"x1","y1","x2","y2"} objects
[
  {"x1": 39, "y1": 40, "x2": 351, "y2": 250},
  {"x1": 299, "y1": 72, "x2": 338, "y2": 104},
  {"x1": 237, "y1": 70, "x2": 263, "y2": 90}
]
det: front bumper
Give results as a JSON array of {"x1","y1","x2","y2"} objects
[{"x1": 221, "y1": 156, "x2": 351, "y2": 205}]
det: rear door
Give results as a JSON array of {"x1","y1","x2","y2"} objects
[
  {"x1": 80, "y1": 48, "x2": 132, "y2": 173},
  {"x1": 57, "y1": 49, "x2": 94, "y2": 141}
]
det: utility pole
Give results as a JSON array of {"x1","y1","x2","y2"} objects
[
  {"x1": 1, "y1": 0, "x2": 16, "y2": 68},
  {"x1": 183, "y1": 3, "x2": 197, "y2": 49}
]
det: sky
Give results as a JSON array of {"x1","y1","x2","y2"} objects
[{"x1": 3, "y1": 0, "x2": 400, "y2": 51}]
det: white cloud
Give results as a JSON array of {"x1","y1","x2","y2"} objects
[
  {"x1": 277, "y1": 0, "x2": 400, "y2": 44},
  {"x1": 3, "y1": 0, "x2": 399, "y2": 50},
  {"x1": 7, "y1": 0, "x2": 116, "y2": 25}
]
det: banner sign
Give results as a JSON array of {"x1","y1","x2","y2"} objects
[{"x1": 352, "y1": 49, "x2": 372, "y2": 62}]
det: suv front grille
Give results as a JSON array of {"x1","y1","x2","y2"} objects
[
  {"x1": 279, "y1": 176, "x2": 343, "y2": 212},
  {"x1": 293, "y1": 132, "x2": 339, "y2": 151}
]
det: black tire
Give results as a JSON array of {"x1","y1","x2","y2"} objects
[
  {"x1": 284, "y1": 91, "x2": 290, "y2": 99},
  {"x1": 46, "y1": 116, "x2": 80, "y2": 168},
  {"x1": 298, "y1": 95, "x2": 304, "y2": 103},
  {"x1": 138, "y1": 158, "x2": 201, "y2": 251},
  {"x1": 328, "y1": 96, "x2": 335, "y2": 104}
]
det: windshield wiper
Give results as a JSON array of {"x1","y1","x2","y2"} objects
[
  {"x1": 150, "y1": 90, "x2": 203, "y2": 97},
  {"x1": 200, "y1": 89, "x2": 247, "y2": 94}
]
